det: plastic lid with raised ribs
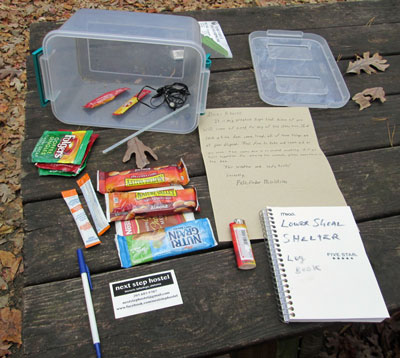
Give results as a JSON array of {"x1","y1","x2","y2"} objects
[{"x1": 249, "y1": 30, "x2": 350, "y2": 108}]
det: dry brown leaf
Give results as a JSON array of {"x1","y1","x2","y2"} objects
[
  {"x1": 0, "y1": 307, "x2": 22, "y2": 345},
  {"x1": 352, "y1": 92, "x2": 371, "y2": 110},
  {"x1": 123, "y1": 137, "x2": 158, "y2": 169},
  {"x1": 365, "y1": 16, "x2": 375, "y2": 27},
  {"x1": 10, "y1": 230, "x2": 23, "y2": 255},
  {"x1": 10, "y1": 77, "x2": 24, "y2": 92},
  {"x1": 346, "y1": 52, "x2": 390, "y2": 75},
  {"x1": 0, "y1": 104, "x2": 7, "y2": 113},
  {"x1": 352, "y1": 87, "x2": 386, "y2": 111},
  {"x1": 364, "y1": 87, "x2": 386, "y2": 102},
  {"x1": 0, "y1": 251, "x2": 16, "y2": 267},
  {"x1": 0, "y1": 184, "x2": 15, "y2": 204},
  {"x1": 0, "y1": 295, "x2": 9, "y2": 309},
  {"x1": 0, "y1": 342, "x2": 12, "y2": 357},
  {"x1": 0, "y1": 67, "x2": 22, "y2": 80},
  {"x1": 1, "y1": 269, "x2": 13, "y2": 284},
  {"x1": 0, "y1": 277, "x2": 7, "y2": 291},
  {"x1": 10, "y1": 256, "x2": 22, "y2": 281},
  {"x1": 0, "y1": 224, "x2": 14, "y2": 236}
]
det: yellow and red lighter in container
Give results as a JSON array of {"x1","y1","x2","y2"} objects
[{"x1": 229, "y1": 219, "x2": 256, "y2": 270}]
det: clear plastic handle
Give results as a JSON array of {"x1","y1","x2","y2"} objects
[
  {"x1": 198, "y1": 69, "x2": 210, "y2": 115},
  {"x1": 266, "y1": 30, "x2": 304, "y2": 38}
]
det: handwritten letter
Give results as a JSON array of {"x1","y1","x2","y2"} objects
[{"x1": 199, "y1": 108, "x2": 346, "y2": 242}]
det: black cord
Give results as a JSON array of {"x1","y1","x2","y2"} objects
[{"x1": 137, "y1": 83, "x2": 190, "y2": 110}]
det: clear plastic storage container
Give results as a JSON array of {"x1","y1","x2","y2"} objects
[
  {"x1": 249, "y1": 30, "x2": 349, "y2": 108},
  {"x1": 37, "y1": 9, "x2": 210, "y2": 133}
]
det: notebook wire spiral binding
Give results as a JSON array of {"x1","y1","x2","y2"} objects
[{"x1": 260, "y1": 209, "x2": 295, "y2": 323}]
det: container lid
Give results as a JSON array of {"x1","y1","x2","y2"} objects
[{"x1": 249, "y1": 30, "x2": 350, "y2": 108}]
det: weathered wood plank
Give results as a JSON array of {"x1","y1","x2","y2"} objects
[
  {"x1": 22, "y1": 215, "x2": 400, "y2": 357},
  {"x1": 28, "y1": 0, "x2": 400, "y2": 53},
  {"x1": 23, "y1": 147, "x2": 400, "y2": 285},
  {"x1": 21, "y1": 130, "x2": 205, "y2": 203},
  {"x1": 21, "y1": 85, "x2": 400, "y2": 204},
  {"x1": 21, "y1": 244, "x2": 309, "y2": 358},
  {"x1": 23, "y1": 176, "x2": 215, "y2": 286},
  {"x1": 183, "y1": 0, "x2": 400, "y2": 35},
  {"x1": 329, "y1": 147, "x2": 400, "y2": 221}
]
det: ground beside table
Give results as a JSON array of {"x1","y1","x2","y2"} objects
[{"x1": 22, "y1": 1, "x2": 400, "y2": 357}]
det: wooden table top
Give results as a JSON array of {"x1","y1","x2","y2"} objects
[{"x1": 22, "y1": 1, "x2": 400, "y2": 357}]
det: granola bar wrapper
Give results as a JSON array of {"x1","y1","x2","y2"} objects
[
  {"x1": 115, "y1": 218, "x2": 217, "y2": 268},
  {"x1": 97, "y1": 159, "x2": 189, "y2": 194},
  {"x1": 105, "y1": 187, "x2": 199, "y2": 222},
  {"x1": 115, "y1": 212, "x2": 195, "y2": 236}
]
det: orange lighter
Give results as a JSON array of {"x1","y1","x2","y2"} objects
[{"x1": 229, "y1": 219, "x2": 256, "y2": 270}]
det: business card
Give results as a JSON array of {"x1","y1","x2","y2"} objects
[{"x1": 109, "y1": 270, "x2": 183, "y2": 319}]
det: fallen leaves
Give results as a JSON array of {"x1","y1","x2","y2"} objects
[
  {"x1": 347, "y1": 50, "x2": 392, "y2": 147},
  {"x1": 0, "y1": 67, "x2": 22, "y2": 80},
  {"x1": 346, "y1": 52, "x2": 389, "y2": 75},
  {"x1": 0, "y1": 251, "x2": 16, "y2": 268},
  {"x1": 352, "y1": 87, "x2": 386, "y2": 111},
  {"x1": 0, "y1": 250, "x2": 23, "y2": 284},
  {"x1": 0, "y1": 225, "x2": 13, "y2": 236},
  {"x1": 0, "y1": 343, "x2": 12, "y2": 358},
  {"x1": 0, "y1": 184, "x2": 15, "y2": 205},
  {"x1": 320, "y1": 311, "x2": 400, "y2": 358},
  {"x1": 0, "y1": 308, "x2": 22, "y2": 345},
  {"x1": 0, "y1": 250, "x2": 23, "y2": 351},
  {"x1": 9, "y1": 78, "x2": 24, "y2": 93}
]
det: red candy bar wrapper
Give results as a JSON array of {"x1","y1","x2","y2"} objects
[
  {"x1": 36, "y1": 134, "x2": 98, "y2": 174},
  {"x1": 84, "y1": 87, "x2": 129, "y2": 109},
  {"x1": 105, "y1": 187, "x2": 199, "y2": 222},
  {"x1": 97, "y1": 159, "x2": 190, "y2": 194}
]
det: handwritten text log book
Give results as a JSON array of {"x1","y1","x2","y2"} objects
[{"x1": 260, "y1": 206, "x2": 389, "y2": 323}]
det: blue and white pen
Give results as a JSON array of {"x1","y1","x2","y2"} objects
[{"x1": 77, "y1": 249, "x2": 101, "y2": 358}]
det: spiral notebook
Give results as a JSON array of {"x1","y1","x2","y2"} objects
[{"x1": 260, "y1": 206, "x2": 389, "y2": 323}]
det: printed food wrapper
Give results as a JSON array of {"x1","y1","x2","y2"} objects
[
  {"x1": 97, "y1": 159, "x2": 189, "y2": 194},
  {"x1": 115, "y1": 212, "x2": 195, "y2": 236},
  {"x1": 31, "y1": 130, "x2": 93, "y2": 164},
  {"x1": 36, "y1": 133, "x2": 98, "y2": 174},
  {"x1": 105, "y1": 187, "x2": 199, "y2": 222},
  {"x1": 115, "y1": 218, "x2": 217, "y2": 268}
]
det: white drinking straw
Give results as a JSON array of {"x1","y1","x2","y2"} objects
[{"x1": 102, "y1": 104, "x2": 190, "y2": 154}]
